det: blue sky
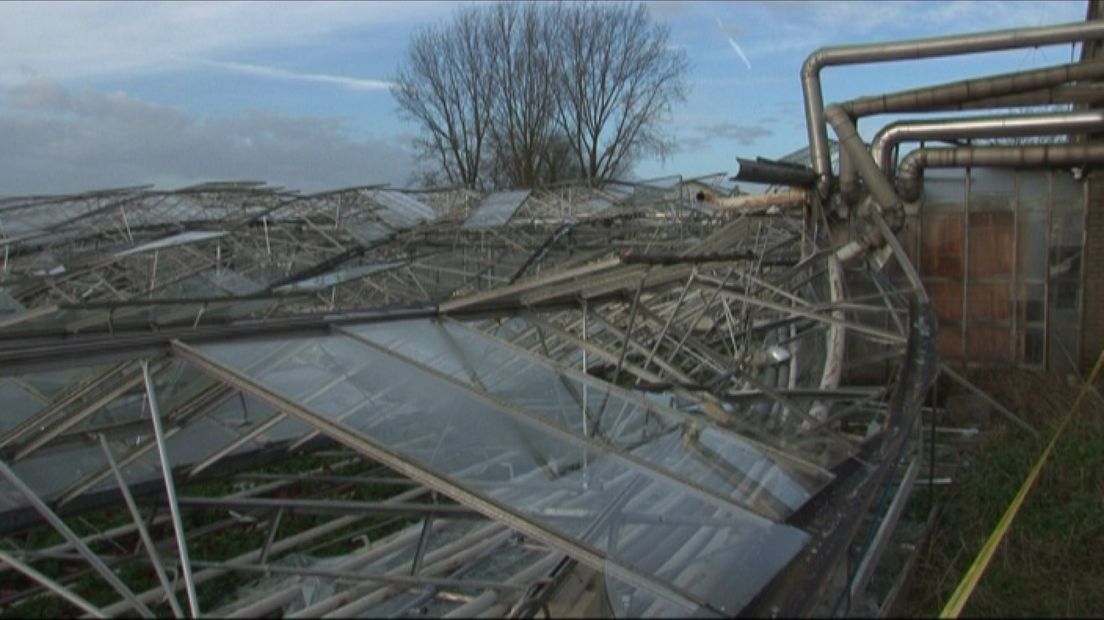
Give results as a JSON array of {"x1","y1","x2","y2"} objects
[{"x1": 0, "y1": 0, "x2": 1089, "y2": 194}]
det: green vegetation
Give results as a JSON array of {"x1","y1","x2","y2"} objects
[
  {"x1": 897, "y1": 369, "x2": 1104, "y2": 617},
  {"x1": 0, "y1": 448, "x2": 416, "y2": 617}
]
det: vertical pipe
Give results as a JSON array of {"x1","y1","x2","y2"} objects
[{"x1": 143, "y1": 360, "x2": 201, "y2": 618}]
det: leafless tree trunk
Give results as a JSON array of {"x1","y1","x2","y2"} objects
[{"x1": 484, "y1": 3, "x2": 561, "y2": 188}]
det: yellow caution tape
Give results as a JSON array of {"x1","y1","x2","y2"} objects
[{"x1": 939, "y1": 346, "x2": 1104, "y2": 618}]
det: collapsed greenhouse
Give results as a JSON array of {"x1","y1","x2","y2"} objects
[{"x1": 2, "y1": 11, "x2": 1104, "y2": 620}]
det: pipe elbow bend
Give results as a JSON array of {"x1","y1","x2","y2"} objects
[
  {"x1": 895, "y1": 152, "x2": 925, "y2": 202},
  {"x1": 801, "y1": 50, "x2": 827, "y2": 79}
]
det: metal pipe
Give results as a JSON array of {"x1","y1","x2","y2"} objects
[
  {"x1": 871, "y1": 110, "x2": 1104, "y2": 175},
  {"x1": 948, "y1": 83, "x2": 1104, "y2": 110},
  {"x1": 803, "y1": 21, "x2": 1104, "y2": 196},
  {"x1": 841, "y1": 59, "x2": 1104, "y2": 117},
  {"x1": 896, "y1": 142, "x2": 1104, "y2": 201}
]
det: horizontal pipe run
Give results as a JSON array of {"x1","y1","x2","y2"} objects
[
  {"x1": 948, "y1": 83, "x2": 1104, "y2": 110},
  {"x1": 803, "y1": 21, "x2": 1104, "y2": 195},
  {"x1": 896, "y1": 142, "x2": 1104, "y2": 201},
  {"x1": 796, "y1": 61, "x2": 1104, "y2": 210},
  {"x1": 871, "y1": 110, "x2": 1104, "y2": 175},
  {"x1": 840, "y1": 59, "x2": 1104, "y2": 117}
]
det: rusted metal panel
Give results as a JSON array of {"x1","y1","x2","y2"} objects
[
  {"x1": 967, "y1": 282, "x2": 1012, "y2": 321},
  {"x1": 968, "y1": 211, "x2": 1015, "y2": 277},
  {"x1": 966, "y1": 324, "x2": 1013, "y2": 362},
  {"x1": 920, "y1": 214, "x2": 964, "y2": 278}
]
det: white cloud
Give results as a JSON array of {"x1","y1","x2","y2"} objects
[
  {"x1": 0, "y1": 1, "x2": 459, "y2": 85},
  {"x1": 0, "y1": 79, "x2": 416, "y2": 195}
]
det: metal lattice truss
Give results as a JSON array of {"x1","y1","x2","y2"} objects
[{"x1": 0, "y1": 179, "x2": 935, "y2": 617}]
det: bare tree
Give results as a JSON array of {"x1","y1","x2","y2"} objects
[
  {"x1": 393, "y1": 2, "x2": 688, "y2": 189},
  {"x1": 483, "y1": 3, "x2": 560, "y2": 188},
  {"x1": 552, "y1": 2, "x2": 689, "y2": 184},
  {"x1": 392, "y1": 8, "x2": 492, "y2": 189}
]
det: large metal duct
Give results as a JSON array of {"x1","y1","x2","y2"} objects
[
  {"x1": 896, "y1": 142, "x2": 1104, "y2": 201},
  {"x1": 871, "y1": 110, "x2": 1104, "y2": 175},
  {"x1": 802, "y1": 21, "x2": 1104, "y2": 197}
]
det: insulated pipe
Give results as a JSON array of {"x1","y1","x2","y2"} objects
[
  {"x1": 838, "y1": 144, "x2": 861, "y2": 207},
  {"x1": 802, "y1": 20, "x2": 1104, "y2": 197},
  {"x1": 840, "y1": 59, "x2": 1104, "y2": 117},
  {"x1": 695, "y1": 190, "x2": 808, "y2": 210},
  {"x1": 871, "y1": 110, "x2": 1104, "y2": 175},
  {"x1": 823, "y1": 105, "x2": 904, "y2": 225},
  {"x1": 835, "y1": 60, "x2": 1104, "y2": 205},
  {"x1": 950, "y1": 83, "x2": 1104, "y2": 110},
  {"x1": 896, "y1": 142, "x2": 1104, "y2": 201}
]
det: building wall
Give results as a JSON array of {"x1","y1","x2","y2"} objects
[
  {"x1": 1083, "y1": 173, "x2": 1104, "y2": 370},
  {"x1": 901, "y1": 168, "x2": 1086, "y2": 373},
  {"x1": 1080, "y1": 0, "x2": 1104, "y2": 371}
]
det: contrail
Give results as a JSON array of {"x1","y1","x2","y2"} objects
[
  {"x1": 713, "y1": 15, "x2": 752, "y2": 69},
  {"x1": 727, "y1": 37, "x2": 753, "y2": 70},
  {"x1": 187, "y1": 58, "x2": 394, "y2": 92}
]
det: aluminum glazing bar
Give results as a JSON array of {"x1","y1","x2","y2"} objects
[
  {"x1": 98, "y1": 434, "x2": 186, "y2": 618},
  {"x1": 187, "y1": 559, "x2": 530, "y2": 592},
  {"x1": 171, "y1": 339, "x2": 716, "y2": 615},
  {"x1": 0, "y1": 548, "x2": 107, "y2": 618},
  {"x1": 0, "y1": 459, "x2": 155, "y2": 617},
  {"x1": 141, "y1": 359, "x2": 200, "y2": 617}
]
